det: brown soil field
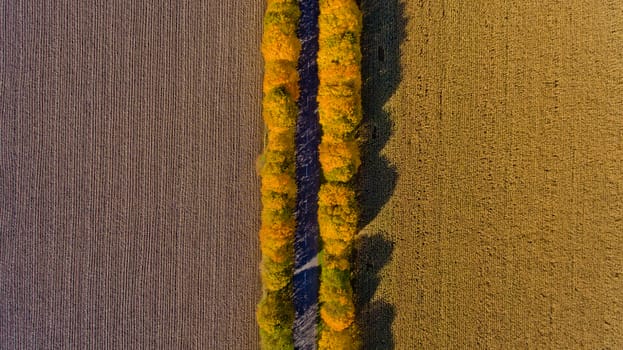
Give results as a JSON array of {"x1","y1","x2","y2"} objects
[
  {"x1": 358, "y1": 0, "x2": 623, "y2": 349},
  {"x1": 1, "y1": 1, "x2": 263, "y2": 348}
]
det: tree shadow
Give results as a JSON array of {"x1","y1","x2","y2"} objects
[
  {"x1": 354, "y1": 0, "x2": 405, "y2": 348},
  {"x1": 358, "y1": 0, "x2": 405, "y2": 228},
  {"x1": 353, "y1": 233, "x2": 396, "y2": 350}
]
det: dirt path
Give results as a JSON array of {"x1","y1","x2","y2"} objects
[
  {"x1": 358, "y1": 1, "x2": 623, "y2": 348},
  {"x1": 293, "y1": 0, "x2": 321, "y2": 348},
  {"x1": 1, "y1": 1, "x2": 263, "y2": 348}
]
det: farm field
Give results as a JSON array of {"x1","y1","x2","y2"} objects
[
  {"x1": 358, "y1": 0, "x2": 623, "y2": 349},
  {"x1": 1, "y1": 1, "x2": 264, "y2": 348},
  {"x1": 1, "y1": 0, "x2": 622, "y2": 349}
]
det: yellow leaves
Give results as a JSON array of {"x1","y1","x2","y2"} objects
[
  {"x1": 264, "y1": 61, "x2": 300, "y2": 101},
  {"x1": 262, "y1": 172, "x2": 297, "y2": 196},
  {"x1": 322, "y1": 237, "x2": 350, "y2": 257},
  {"x1": 319, "y1": 140, "x2": 360, "y2": 182},
  {"x1": 320, "y1": 301, "x2": 355, "y2": 331},
  {"x1": 260, "y1": 222, "x2": 295, "y2": 263},
  {"x1": 262, "y1": 27, "x2": 300, "y2": 62},
  {"x1": 319, "y1": 266, "x2": 355, "y2": 331},
  {"x1": 324, "y1": 255, "x2": 350, "y2": 271},
  {"x1": 258, "y1": 1, "x2": 299, "y2": 348},
  {"x1": 261, "y1": 206, "x2": 293, "y2": 228},
  {"x1": 263, "y1": 88, "x2": 297, "y2": 132},
  {"x1": 260, "y1": 240, "x2": 291, "y2": 265},
  {"x1": 257, "y1": 290, "x2": 290, "y2": 332},
  {"x1": 261, "y1": 191, "x2": 291, "y2": 212},
  {"x1": 317, "y1": 1, "x2": 362, "y2": 345},
  {"x1": 319, "y1": 182, "x2": 355, "y2": 206},
  {"x1": 260, "y1": 220, "x2": 296, "y2": 241},
  {"x1": 267, "y1": 0, "x2": 298, "y2": 4},
  {"x1": 264, "y1": 0, "x2": 300, "y2": 31},
  {"x1": 317, "y1": 85, "x2": 362, "y2": 140},
  {"x1": 260, "y1": 150, "x2": 295, "y2": 177},
  {"x1": 318, "y1": 83, "x2": 358, "y2": 98},
  {"x1": 318, "y1": 184, "x2": 358, "y2": 242},
  {"x1": 318, "y1": 0, "x2": 362, "y2": 39},
  {"x1": 259, "y1": 329, "x2": 295, "y2": 350},
  {"x1": 320, "y1": 32, "x2": 360, "y2": 62},
  {"x1": 257, "y1": 288, "x2": 295, "y2": 349},
  {"x1": 261, "y1": 1, "x2": 300, "y2": 63},
  {"x1": 318, "y1": 326, "x2": 361, "y2": 350},
  {"x1": 260, "y1": 256, "x2": 292, "y2": 291},
  {"x1": 317, "y1": 33, "x2": 361, "y2": 87},
  {"x1": 266, "y1": 129, "x2": 295, "y2": 153},
  {"x1": 317, "y1": 0, "x2": 362, "y2": 179},
  {"x1": 319, "y1": 220, "x2": 357, "y2": 243},
  {"x1": 319, "y1": 265, "x2": 351, "y2": 296},
  {"x1": 259, "y1": 220, "x2": 294, "y2": 264},
  {"x1": 318, "y1": 62, "x2": 361, "y2": 88},
  {"x1": 317, "y1": 0, "x2": 361, "y2": 87},
  {"x1": 317, "y1": 264, "x2": 359, "y2": 344},
  {"x1": 317, "y1": 88, "x2": 361, "y2": 127}
]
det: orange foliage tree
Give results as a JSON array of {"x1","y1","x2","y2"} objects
[
  {"x1": 256, "y1": 0, "x2": 300, "y2": 348},
  {"x1": 316, "y1": 0, "x2": 362, "y2": 348}
]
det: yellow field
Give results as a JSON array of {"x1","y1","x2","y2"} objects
[{"x1": 357, "y1": 0, "x2": 623, "y2": 348}]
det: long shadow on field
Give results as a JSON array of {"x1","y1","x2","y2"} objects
[
  {"x1": 355, "y1": 0, "x2": 405, "y2": 349},
  {"x1": 357, "y1": 0, "x2": 404, "y2": 228},
  {"x1": 353, "y1": 234, "x2": 395, "y2": 349}
]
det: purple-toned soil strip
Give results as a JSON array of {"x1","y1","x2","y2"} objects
[{"x1": 293, "y1": 0, "x2": 320, "y2": 349}]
